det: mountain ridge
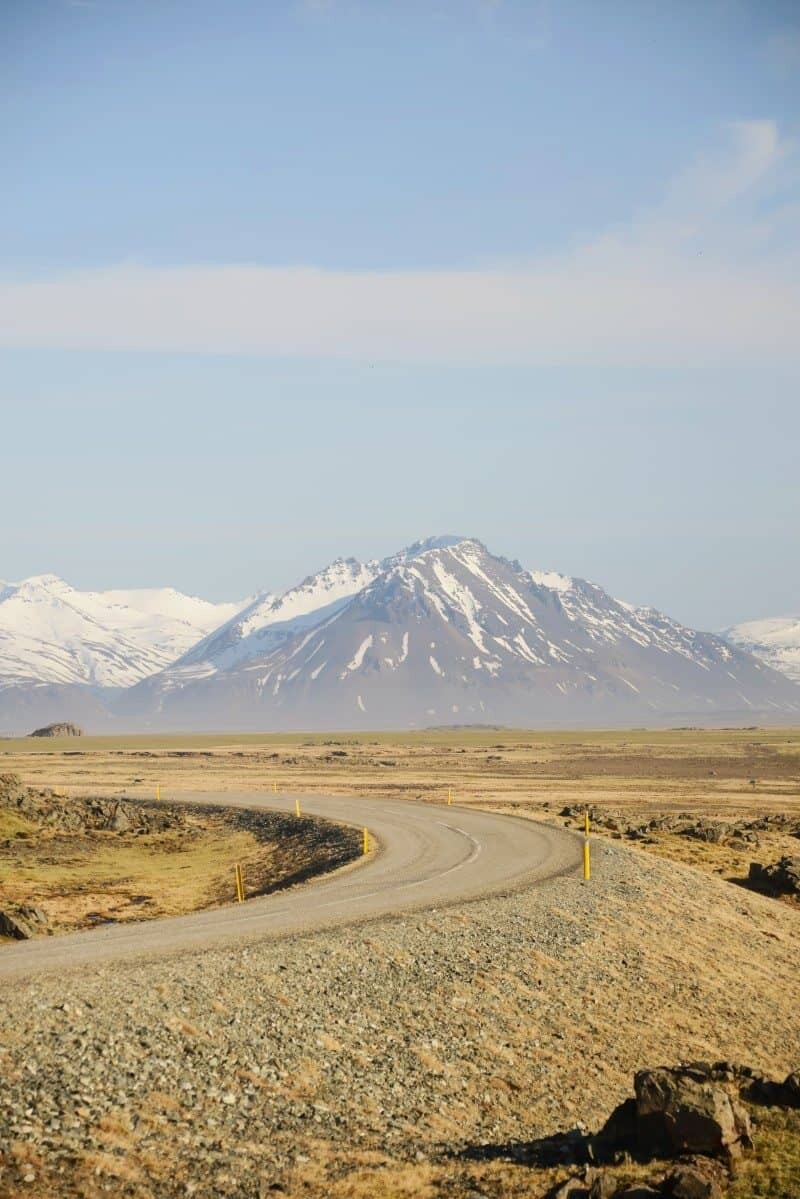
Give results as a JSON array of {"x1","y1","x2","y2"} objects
[
  {"x1": 0, "y1": 574, "x2": 243, "y2": 690},
  {"x1": 117, "y1": 537, "x2": 799, "y2": 732},
  {"x1": 1, "y1": 539, "x2": 797, "y2": 733}
]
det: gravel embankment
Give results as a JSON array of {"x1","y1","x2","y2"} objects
[{"x1": 1, "y1": 837, "x2": 798, "y2": 1199}]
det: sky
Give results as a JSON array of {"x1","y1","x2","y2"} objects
[{"x1": 1, "y1": 0, "x2": 798, "y2": 630}]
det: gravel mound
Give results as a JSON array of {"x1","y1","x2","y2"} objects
[{"x1": 1, "y1": 839, "x2": 798, "y2": 1198}]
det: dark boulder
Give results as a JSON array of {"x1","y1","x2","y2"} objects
[
  {"x1": 663, "y1": 1162, "x2": 724, "y2": 1198},
  {"x1": 588, "y1": 1172, "x2": 620, "y2": 1198},
  {"x1": 634, "y1": 1067, "x2": 751, "y2": 1160}
]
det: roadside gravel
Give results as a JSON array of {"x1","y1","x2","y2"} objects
[{"x1": 1, "y1": 836, "x2": 798, "y2": 1199}]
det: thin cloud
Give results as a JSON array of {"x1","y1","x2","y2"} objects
[{"x1": 1, "y1": 122, "x2": 797, "y2": 367}]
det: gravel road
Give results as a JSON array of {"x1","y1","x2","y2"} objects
[{"x1": 0, "y1": 793, "x2": 582, "y2": 981}]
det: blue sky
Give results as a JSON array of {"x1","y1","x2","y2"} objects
[{"x1": 1, "y1": 0, "x2": 798, "y2": 628}]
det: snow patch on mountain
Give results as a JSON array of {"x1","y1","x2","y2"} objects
[
  {"x1": 722, "y1": 616, "x2": 800, "y2": 683},
  {"x1": 529, "y1": 569, "x2": 572, "y2": 593},
  {"x1": 345, "y1": 635, "x2": 373, "y2": 674},
  {"x1": 142, "y1": 538, "x2": 471, "y2": 695}
]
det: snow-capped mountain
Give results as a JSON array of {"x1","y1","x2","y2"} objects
[
  {"x1": 125, "y1": 537, "x2": 462, "y2": 695},
  {"x1": 2, "y1": 541, "x2": 797, "y2": 733},
  {"x1": 118, "y1": 538, "x2": 800, "y2": 731},
  {"x1": 125, "y1": 537, "x2": 463, "y2": 707},
  {"x1": 0, "y1": 574, "x2": 242, "y2": 689},
  {"x1": 722, "y1": 616, "x2": 800, "y2": 684}
]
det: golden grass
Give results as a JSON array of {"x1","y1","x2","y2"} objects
[
  {"x1": 0, "y1": 808, "x2": 37, "y2": 838},
  {"x1": 2, "y1": 726, "x2": 797, "y2": 801},
  {"x1": 282, "y1": 1103, "x2": 800, "y2": 1199},
  {"x1": 0, "y1": 819, "x2": 268, "y2": 931},
  {"x1": 729, "y1": 1107, "x2": 800, "y2": 1199},
  {"x1": 2, "y1": 727, "x2": 798, "y2": 1199}
]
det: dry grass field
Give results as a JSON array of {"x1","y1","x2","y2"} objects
[
  {"x1": 2, "y1": 725, "x2": 797, "y2": 806},
  {"x1": 2, "y1": 725, "x2": 798, "y2": 892}
]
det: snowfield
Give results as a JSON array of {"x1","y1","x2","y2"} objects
[
  {"x1": 721, "y1": 616, "x2": 800, "y2": 683},
  {"x1": 0, "y1": 575, "x2": 241, "y2": 688}
]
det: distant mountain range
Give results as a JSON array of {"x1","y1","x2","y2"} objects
[
  {"x1": 1, "y1": 538, "x2": 798, "y2": 732},
  {"x1": 0, "y1": 574, "x2": 242, "y2": 688}
]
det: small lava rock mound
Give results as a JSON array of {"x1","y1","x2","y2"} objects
[
  {"x1": 552, "y1": 1160, "x2": 727, "y2": 1198},
  {"x1": 559, "y1": 805, "x2": 800, "y2": 849},
  {"x1": 29, "y1": 722, "x2": 84, "y2": 738},
  {"x1": 0, "y1": 771, "x2": 183, "y2": 834}
]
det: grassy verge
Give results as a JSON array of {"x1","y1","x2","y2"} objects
[
  {"x1": 0, "y1": 818, "x2": 265, "y2": 931},
  {"x1": 0, "y1": 793, "x2": 361, "y2": 936},
  {"x1": 729, "y1": 1106, "x2": 800, "y2": 1199}
]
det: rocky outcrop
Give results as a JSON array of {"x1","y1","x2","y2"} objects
[
  {"x1": 0, "y1": 772, "x2": 183, "y2": 834},
  {"x1": 550, "y1": 1161, "x2": 726, "y2": 1199},
  {"x1": 748, "y1": 856, "x2": 800, "y2": 897},
  {"x1": 0, "y1": 904, "x2": 51, "y2": 940},
  {"x1": 546, "y1": 1060, "x2": 799, "y2": 1199},
  {"x1": 29, "y1": 722, "x2": 84, "y2": 737},
  {"x1": 559, "y1": 806, "x2": 800, "y2": 850}
]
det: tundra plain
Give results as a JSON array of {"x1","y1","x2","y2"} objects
[
  {"x1": 2, "y1": 726, "x2": 799, "y2": 893},
  {"x1": 0, "y1": 727, "x2": 798, "y2": 1198}
]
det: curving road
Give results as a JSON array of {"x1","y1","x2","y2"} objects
[{"x1": 0, "y1": 792, "x2": 582, "y2": 982}]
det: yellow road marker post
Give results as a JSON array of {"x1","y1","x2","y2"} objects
[
  {"x1": 363, "y1": 827, "x2": 369, "y2": 855},
  {"x1": 583, "y1": 839, "x2": 591, "y2": 881},
  {"x1": 235, "y1": 863, "x2": 244, "y2": 903},
  {"x1": 447, "y1": 788, "x2": 452, "y2": 806},
  {"x1": 273, "y1": 781, "x2": 277, "y2": 793},
  {"x1": 156, "y1": 783, "x2": 160, "y2": 802},
  {"x1": 295, "y1": 798, "x2": 301, "y2": 818}
]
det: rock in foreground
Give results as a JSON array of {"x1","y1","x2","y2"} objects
[
  {"x1": 634, "y1": 1065, "x2": 751, "y2": 1159},
  {"x1": 548, "y1": 1060, "x2": 800, "y2": 1199}
]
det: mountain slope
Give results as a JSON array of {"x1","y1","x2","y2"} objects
[
  {"x1": 119, "y1": 539, "x2": 800, "y2": 731},
  {"x1": 123, "y1": 537, "x2": 463, "y2": 713},
  {"x1": 0, "y1": 575, "x2": 243, "y2": 689},
  {"x1": 722, "y1": 616, "x2": 800, "y2": 683}
]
